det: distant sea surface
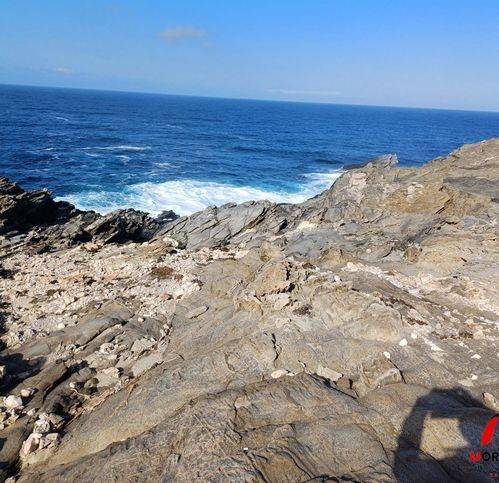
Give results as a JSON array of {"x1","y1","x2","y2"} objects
[{"x1": 1, "y1": 84, "x2": 498, "y2": 215}]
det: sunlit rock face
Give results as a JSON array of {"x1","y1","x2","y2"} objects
[{"x1": 1, "y1": 138, "x2": 498, "y2": 482}]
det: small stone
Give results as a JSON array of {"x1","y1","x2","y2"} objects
[
  {"x1": 398, "y1": 338, "x2": 408, "y2": 347},
  {"x1": 137, "y1": 316, "x2": 145, "y2": 323},
  {"x1": 21, "y1": 433, "x2": 42, "y2": 456},
  {"x1": 45, "y1": 432, "x2": 60, "y2": 441},
  {"x1": 34, "y1": 418, "x2": 51, "y2": 433},
  {"x1": 4, "y1": 395, "x2": 23, "y2": 410},
  {"x1": 20, "y1": 387, "x2": 35, "y2": 398},
  {"x1": 8, "y1": 413, "x2": 19, "y2": 424},
  {"x1": 186, "y1": 305, "x2": 209, "y2": 319},
  {"x1": 39, "y1": 436, "x2": 51, "y2": 450},
  {"x1": 26, "y1": 408, "x2": 36, "y2": 417},
  {"x1": 57, "y1": 322, "x2": 66, "y2": 330},
  {"x1": 271, "y1": 369, "x2": 288, "y2": 379},
  {"x1": 48, "y1": 413, "x2": 65, "y2": 425},
  {"x1": 483, "y1": 392, "x2": 498, "y2": 410},
  {"x1": 333, "y1": 275, "x2": 341, "y2": 283},
  {"x1": 471, "y1": 374, "x2": 478, "y2": 381},
  {"x1": 316, "y1": 365, "x2": 343, "y2": 382},
  {"x1": 162, "y1": 236, "x2": 179, "y2": 248},
  {"x1": 383, "y1": 351, "x2": 391, "y2": 359},
  {"x1": 471, "y1": 353, "x2": 481, "y2": 359},
  {"x1": 0, "y1": 365, "x2": 6, "y2": 379},
  {"x1": 99, "y1": 342, "x2": 114, "y2": 354}
]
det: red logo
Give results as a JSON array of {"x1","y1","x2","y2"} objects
[
  {"x1": 482, "y1": 415, "x2": 498, "y2": 446},
  {"x1": 469, "y1": 451, "x2": 483, "y2": 462},
  {"x1": 469, "y1": 415, "x2": 498, "y2": 464}
]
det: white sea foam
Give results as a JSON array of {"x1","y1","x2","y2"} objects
[
  {"x1": 81, "y1": 145, "x2": 151, "y2": 152},
  {"x1": 58, "y1": 171, "x2": 342, "y2": 216},
  {"x1": 117, "y1": 155, "x2": 131, "y2": 164}
]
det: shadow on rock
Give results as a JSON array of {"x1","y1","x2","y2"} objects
[{"x1": 394, "y1": 387, "x2": 498, "y2": 482}]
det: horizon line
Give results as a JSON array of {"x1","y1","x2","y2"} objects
[{"x1": 1, "y1": 82, "x2": 499, "y2": 115}]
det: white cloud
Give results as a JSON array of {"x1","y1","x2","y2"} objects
[
  {"x1": 158, "y1": 26, "x2": 206, "y2": 42},
  {"x1": 271, "y1": 89, "x2": 341, "y2": 97},
  {"x1": 54, "y1": 67, "x2": 73, "y2": 75}
]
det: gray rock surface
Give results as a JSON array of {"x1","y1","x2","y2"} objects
[{"x1": 0, "y1": 138, "x2": 498, "y2": 481}]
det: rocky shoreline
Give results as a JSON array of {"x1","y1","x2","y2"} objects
[{"x1": 0, "y1": 138, "x2": 498, "y2": 481}]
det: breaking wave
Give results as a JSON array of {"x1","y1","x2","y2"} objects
[{"x1": 58, "y1": 170, "x2": 341, "y2": 216}]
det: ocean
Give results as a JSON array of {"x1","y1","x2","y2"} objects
[{"x1": 1, "y1": 84, "x2": 498, "y2": 216}]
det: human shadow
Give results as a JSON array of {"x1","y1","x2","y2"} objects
[{"x1": 394, "y1": 387, "x2": 498, "y2": 482}]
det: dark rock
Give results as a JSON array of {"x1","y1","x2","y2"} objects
[
  {"x1": 155, "y1": 210, "x2": 179, "y2": 224},
  {"x1": 0, "y1": 177, "x2": 174, "y2": 249},
  {"x1": 84, "y1": 209, "x2": 160, "y2": 244},
  {"x1": 0, "y1": 178, "x2": 77, "y2": 236}
]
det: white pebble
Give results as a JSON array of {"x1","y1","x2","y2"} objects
[
  {"x1": 471, "y1": 354, "x2": 481, "y2": 359},
  {"x1": 383, "y1": 351, "x2": 391, "y2": 359},
  {"x1": 4, "y1": 395, "x2": 23, "y2": 410},
  {"x1": 271, "y1": 369, "x2": 288, "y2": 379},
  {"x1": 20, "y1": 388, "x2": 34, "y2": 398},
  {"x1": 399, "y1": 338, "x2": 408, "y2": 347}
]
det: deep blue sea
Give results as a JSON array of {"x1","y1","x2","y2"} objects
[{"x1": 1, "y1": 84, "x2": 498, "y2": 215}]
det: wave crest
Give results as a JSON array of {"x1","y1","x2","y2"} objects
[{"x1": 58, "y1": 171, "x2": 341, "y2": 216}]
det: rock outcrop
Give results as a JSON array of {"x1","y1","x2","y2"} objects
[
  {"x1": 0, "y1": 139, "x2": 498, "y2": 482},
  {"x1": 0, "y1": 178, "x2": 172, "y2": 252}
]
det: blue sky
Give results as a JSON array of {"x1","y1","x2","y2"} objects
[{"x1": 1, "y1": 0, "x2": 498, "y2": 111}]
